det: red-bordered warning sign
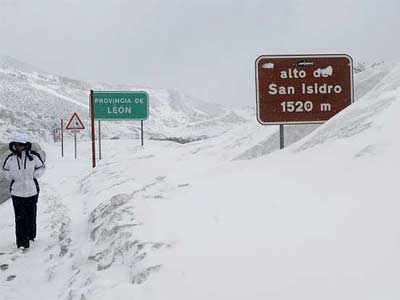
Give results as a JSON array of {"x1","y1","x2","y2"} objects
[{"x1": 65, "y1": 112, "x2": 85, "y2": 130}]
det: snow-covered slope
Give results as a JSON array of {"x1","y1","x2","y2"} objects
[
  {"x1": 1, "y1": 55, "x2": 390, "y2": 157},
  {"x1": 223, "y1": 62, "x2": 397, "y2": 161},
  {"x1": 0, "y1": 56, "x2": 246, "y2": 143},
  {"x1": 1, "y1": 61, "x2": 399, "y2": 299}
]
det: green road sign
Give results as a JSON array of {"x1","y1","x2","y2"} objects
[{"x1": 92, "y1": 91, "x2": 149, "y2": 120}]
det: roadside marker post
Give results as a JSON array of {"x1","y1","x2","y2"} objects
[
  {"x1": 61, "y1": 119, "x2": 64, "y2": 157},
  {"x1": 90, "y1": 90, "x2": 96, "y2": 168},
  {"x1": 65, "y1": 112, "x2": 85, "y2": 159}
]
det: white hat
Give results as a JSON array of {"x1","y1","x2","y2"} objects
[{"x1": 12, "y1": 132, "x2": 31, "y2": 144}]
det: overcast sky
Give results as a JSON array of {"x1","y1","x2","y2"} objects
[{"x1": 1, "y1": 0, "x2": 399, "y2": 107}]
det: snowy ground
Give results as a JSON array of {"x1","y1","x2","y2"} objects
[{"x1": 1, "y1": 63, "x2": 400, "y2": 300}]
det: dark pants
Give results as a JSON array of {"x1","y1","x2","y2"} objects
[{"x1": 11, "y1": 194, "x2": 38, "y2": 248}]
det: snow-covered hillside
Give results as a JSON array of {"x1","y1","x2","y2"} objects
[
  {"x1": 1, "y1": 55, "x2": 390, "y2": 158},
  {"x1": 0, "y1": 55, "x2": 246, "y2": 143},
  {"x1": 0, "y1": 61, "x2": 399, "y2": 300},
  {"x1": 180, "y1": 62, "x2": 395, "y2": 162}
]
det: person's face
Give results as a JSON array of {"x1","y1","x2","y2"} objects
[{"x1": 15, "y1": 143, "x2": 26, "y2": 153}]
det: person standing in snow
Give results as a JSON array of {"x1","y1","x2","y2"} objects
[{"x1": 2, "y1": 133, "x2": 45, "y2": 250}]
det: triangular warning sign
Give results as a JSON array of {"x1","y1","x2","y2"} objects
[{"x1": 66, "y1": 112, "x2": 85, "y2": 130}]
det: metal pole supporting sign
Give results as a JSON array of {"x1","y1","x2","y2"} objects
[
  {"x1": 98, "y1": 120, "x2": 102, "y2": 160},
  {"x1": 65, "y1": 112, "x2": 85, "y2": 159},
  {"x1": 74, "y1": 131, "x2": 77, "y2": 159},
  {"x1": 279, "y1": 124, "x2": 284, "y2": 149},
  {"x1": 141, "y1": 120, "x2": 144, "y2": 146},
  {"x1": 61, "y1": 119, "x2": 64, "y2": 157},
  {"x1": 90, "y1": 90, "x2": 96, "y2": 168}
]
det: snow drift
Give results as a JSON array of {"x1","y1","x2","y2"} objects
[{"x1": 1, "y1": 61, "x2": 399, "y2": 300}]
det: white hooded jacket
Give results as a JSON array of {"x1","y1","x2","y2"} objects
[{"x1": 2, "y1": 134, "x2": 45, "y2": 198}]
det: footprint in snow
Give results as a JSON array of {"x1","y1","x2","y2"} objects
[
  {"x1": 0, "y1": 264, "x2": 9, "y2": 271},
  {"x1": 178, "y1": 183, "x2": 190, "y2": 188},
  {"x1": 6, "y1": 275, "x2": 16, "y2": 281}
]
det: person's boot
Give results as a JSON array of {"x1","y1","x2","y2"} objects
[{"x1": 18, "y1": 246, "x2": 29, "y2": 253}]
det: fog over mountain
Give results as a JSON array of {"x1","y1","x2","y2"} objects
[
  {"x1": 1, "y1": 0, "x2": 399, "y2": 107},
  {"x1": 0, "y1": 55, "x2": 247, "y2": 143}
]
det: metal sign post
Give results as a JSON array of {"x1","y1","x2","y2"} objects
[
  {"x1": 141, "y1": 120, "x2": 144, "y2": 146},
  {"x1": 54, "y1": 127, "x2": 61, "y2": 143},
  {"x1": 65, "y1": 112, "x2": 85, "y2": 159},
  {"x1": 61, "y1": 119, "x2": 64, "y2": 157},
  {"x1": 74, "y1": 131, "x2": 77, "y2": 159},
  {"x1": 98, "y1": 120, "x2": 102, "y2": 160},
  {"x1": 90, "y1": 90, "x2": 96, "y2": 168},
  {"x1": 279, "y1": 124, "x2": 284, "y2": 149}
]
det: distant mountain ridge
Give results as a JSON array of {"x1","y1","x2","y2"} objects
[
  {"x1": 0, "y1": 56, "x2": 247, "y2": 143},
  {"x1": 1, "y1": 55, "x2": 395, "y2": 162}
]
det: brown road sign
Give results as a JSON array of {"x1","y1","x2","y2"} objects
[{"x1": 255, "y1": 54, "x2": 354, "y2": 125}]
